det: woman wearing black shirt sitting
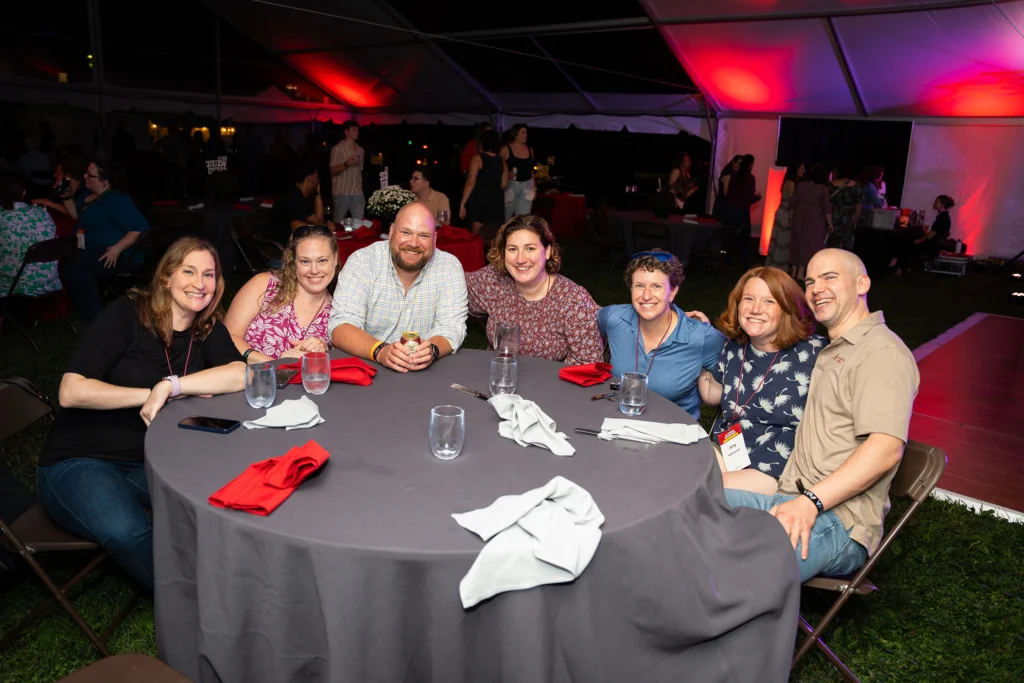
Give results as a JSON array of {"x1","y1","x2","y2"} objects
[
  {"x1": 890, "y1": 194, "x2": 955, "y2": 275},
  {"x1": 37, "y1": 237, "x2": 245, "y2": 589}
]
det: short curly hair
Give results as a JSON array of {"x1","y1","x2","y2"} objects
[
  {"x1": 624, "y1": 249, "x2": 684, "y2": 289},
  {"x1": 487, "y1": 214, "x2": 561, "y2": 276}
]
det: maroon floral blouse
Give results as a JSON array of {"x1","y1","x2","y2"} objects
[{"x1": 466, "y1": 265, "x2": 604, "y2": 364}]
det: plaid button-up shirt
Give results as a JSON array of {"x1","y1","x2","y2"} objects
[{"x1": 328, "y1": 240, "x2": 468, "y2": 350}]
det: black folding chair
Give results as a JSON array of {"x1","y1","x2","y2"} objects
[
  {"x1": 584, "y1": 209, "x2": 625, "y2": 267},
  {"x1": 230, "y1": 221, "x2": 283, "y2": 273},
  {"x1": 0, "y1": 378, "x2": 140, "y2": 658},
  {"x1": 0, "y1": 236, "x2": 77, "y2": 352},
  {"x1": 793, "y1": 440, "x2": 947, "y2": 681},
  {"x1": 102, "y1": 226, "x2": 183, "y2": 299}
]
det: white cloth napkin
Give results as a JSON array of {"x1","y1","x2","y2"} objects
[
  {"x1": 598, "y1": 418, "x2": 707, "y2": 445},
  {"x1": 243, "y1": 396, "x2": 325, "y2": 431},
  {"x1": 187, "y1": 202, "x2": 205, "y2": 211},
  {"x1": 488, "y1": 394, "x2": 575, "y2": 456},
  {"x1": 452, "y1": 476, "x2": 604, "y2": 609}
]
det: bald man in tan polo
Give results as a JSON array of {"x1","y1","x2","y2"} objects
[{"x1": 724, "y1": 249, "x2": 920, "y2": 582}]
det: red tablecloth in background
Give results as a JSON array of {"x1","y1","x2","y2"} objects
[
  {"x1": 539, "y1": 193, "x2": 586, "y2": 240},
  {"x1": 336, "y1": 225, "x2": 485, "y2": 273}
]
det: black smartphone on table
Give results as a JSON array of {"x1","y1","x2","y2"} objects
[
  {"x1": 178, "y1": 416, "x2": 241, "y2": 434},
  {"x1": 275, "y1": 367, "x2": 299, "y2": 388}
]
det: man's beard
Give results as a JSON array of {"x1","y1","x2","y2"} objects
[{"x1": 391, "y1": 244, "x2": 430, "y2": 273}]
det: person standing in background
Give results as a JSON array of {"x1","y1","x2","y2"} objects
[
  {"x1": 500, "y1": 124, "x2": 535, "y2": 221},
  {"x1": 329, "y1": 121, "x2": 365, "y2": 221}
]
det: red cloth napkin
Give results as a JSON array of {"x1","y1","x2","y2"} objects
[
  {"x1": 278, "y1": 357, "x2": 378, "y2": 386},
  {"x1": 436, "y1": 225, "x2": 475, "y2": 243},
  {"x1": 208, "y1": 440, "x2": 330, "y2": 515},
  {"x1": 371, "y1": 219, "x2": 383, "y2": 232},
  {"x1": 559, "y1": 362, "x2": 613, "y2": 387},
  {"x1": 232, "y1": 203, "x2": 253, "y2": 211},
  {"x1": 152, "y1": 200, "x2": 179, "y2": 206}
]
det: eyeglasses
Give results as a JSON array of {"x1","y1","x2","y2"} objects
[
  {"x1": 85, "y1": 173, "x2": 101, "y2": 179},
  {"x1": 292, "y1": 224, "x2": 334, "y2": 239},
  {"x1": 631, "y1": 251, "x2": 675, "y2": 263}
]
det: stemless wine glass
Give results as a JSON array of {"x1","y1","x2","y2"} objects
[
  {"x1": 436, "y1": 209, "x2": 450, "y2": 226},
  {"x1": 430, "y1": 405, "x2": 465, "y2": 460},
  {"x1": 489, "y1": 357, "x2": 518, "y2": 396},
  {"x1": 245, "y1": 362, "x2": 277, "y2": 409},
  {"x1": 494, "y1": 322, "x2": 521, "y2": 358},
  {"x1": 618, "y1": 372, "x2": 648, "y2": 416},
  {"x1": 301, "y1": 352, "x2": 331, "y2": 395}
]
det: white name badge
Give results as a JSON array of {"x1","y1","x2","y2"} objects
[
  {"x1": 717, "y1": 424, "x2": 752, "y2": 472},
  {"x1": 76, "y1": 231, "x2": 85, "y2": 250}
]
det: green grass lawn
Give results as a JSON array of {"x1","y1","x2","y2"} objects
[{"x1": 2, "y1": 241, "x2": 1023, "y2": 682}]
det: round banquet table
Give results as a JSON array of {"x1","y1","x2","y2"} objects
[{"x1": 146, "y1": 350, "x2": 799, "y2": 683}]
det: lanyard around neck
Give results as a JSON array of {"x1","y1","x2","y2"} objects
[
  {"x1": 165, "y1": 330, "x2": 195, "y2": 378},
  {"x1": 635, "y1": 311, "x2": 674, "y2": 376}
]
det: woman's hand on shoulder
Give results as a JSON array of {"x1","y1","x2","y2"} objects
[{"x1": 685, "y1": 310, "x2": 711, "y2": 324}]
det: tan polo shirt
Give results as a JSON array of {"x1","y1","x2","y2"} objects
[
  {"x1": 777, "y1": 311, "x2": 919, "y2": 556},
  {"x1": 419, "y1": 189, "x2": 451, "y2": 221},
  {"x1": 330, "y1": 140, "x2": 364, "y2": 197}
]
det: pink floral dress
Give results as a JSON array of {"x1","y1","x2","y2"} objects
[
  {"x1": 466, "y1": 265, "x2": 604, "y2": 364},
  {"x1": 243, "y1": 273, "x2": 332, "y2": 358}
]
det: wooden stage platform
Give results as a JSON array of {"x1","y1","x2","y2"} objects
[{"x1": 909, "y1": 313, "x2": 1024, "y2": 517}]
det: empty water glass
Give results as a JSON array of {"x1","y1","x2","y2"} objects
[
  {"x1": 436, "y1": 209, "x2": 450, "y2": 226},
  {"x1": 490, "y1": 357, "x2": 518, "y2": 396},
  {"x1": 430, "y1": 405, "x2": 465, "y2": 460},
  {"x1": 494, "y1": 322, "x2": 520, "y2": 358},
  {"x1": 302, "y1": 352, "x2": 331, "y2": 395},
  {"x1": 245, "y1": 362, "x2": 277, "y2": 409},
  {"x1": 343, "y1": 217, "x2": 355, "y2": 232},
  {"x1": 619, "y1": 372, "x2": 648, "y2": 416}
]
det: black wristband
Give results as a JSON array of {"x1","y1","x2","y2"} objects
[
  {"x1": 371, "y1": 342, "x2": 384, "y2": 362},
  {"x1": 800, "y1": 488, "x2": 824, "y2": 514},
  {"x1": 243, "y1": 348, "x2": 254, "y2": 364}
]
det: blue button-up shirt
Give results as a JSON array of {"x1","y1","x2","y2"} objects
[{"x1": 598, "y1": 303, "x2": 726, "y2": 419}]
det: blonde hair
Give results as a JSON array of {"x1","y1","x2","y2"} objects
[
  {"x1": 129, "y1": 237, "x2": 225, "y2": 347},
  {"x1": 265, "y1": 225, "x2": 339, "y2": 314}
]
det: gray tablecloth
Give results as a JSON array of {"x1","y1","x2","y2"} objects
[
  {"x1": 608, "y1": 210, "x2": 722, "y2": 266},
  {"x1": 146, "y1": 350, "x2": 799, "y2": 683}
]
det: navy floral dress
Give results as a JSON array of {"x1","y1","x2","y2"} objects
[{"x1": 711, "y1": 334, "x2": 826, "y2": 477}]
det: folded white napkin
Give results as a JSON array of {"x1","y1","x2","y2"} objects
[
  {"x1": 239, "y1": 196, "x2": 254, "y2": 202},
  {"x1": 259, "y1": 202, "x2": 273, "y2": 208},
  {"x1": 453, "y1": 476, "x2": 604, "y2": 608},
  {"x1": 360, "y1": 219, "x2": 373, "y2": 228},
  {"x1": 243, "y1": 396, "x2": 325, "y2": 431},
  {"x1": 488, "y1": 394, "x2": 575, "y2": 456},
  {"x1": 187, "y1": 202, "x2": 205, "y2": 211},
  {"x1": 598, "y1": 418, "x2": 707, "y2": 445}
]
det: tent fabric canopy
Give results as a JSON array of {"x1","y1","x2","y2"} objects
[{"x1": 204, "y1": 0, "x2": 1024, "y2": 120}]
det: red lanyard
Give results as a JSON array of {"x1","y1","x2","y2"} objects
[
  {"x1": 165, "y1": 331, "x2": 195, "y2": 377},
  {"x1": 732, "y1": 344, "x2": 780, "y2": 418},
  {"x1": 635, "y1": 312, "x2": 674, "y2": 376}
]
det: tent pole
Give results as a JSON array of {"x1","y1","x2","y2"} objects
[
  {"x1": 824, "y1": 18, "x2": 867, "y2": 117},
  {"x1": 86, "y1": 0, "x2": 105, "y2": 134}
]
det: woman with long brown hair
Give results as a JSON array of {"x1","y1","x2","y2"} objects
[
  {"x1": 36, "y1": 237, "x2": 245, "y2": 589},
  {"x1": 225, "y1": 224, "x2": 339, "y2": 361},
  {"x1": 694, "y1": 266, "x2": 825, "y2": 495}
]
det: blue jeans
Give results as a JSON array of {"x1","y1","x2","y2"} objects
[
  {"x1": 504, "y1": 179, "x2": 534, "y2": 221},
  {"x1": 724, "y1": 489, "x2": 867, "y2": 583},
  {"x1": 37, "y1": 458, "x2": 153, "y2": 589}
]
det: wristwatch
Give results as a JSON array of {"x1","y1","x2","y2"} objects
[
  {"x1": 164, "y1": 375, "x2": 181, "y2": 398},
  {"x1": 430, "y1": 343, "x2": 440, "y2": 362}
]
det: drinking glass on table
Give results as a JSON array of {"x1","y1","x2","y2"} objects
[
  {"x1": 489, "y1": 357, "x2": 518, "y2": 396},
  {"x1": 430, "y1": 405, "x2": 465, "y2": 460},
  {"x1": 436, "y1": 209, "x2": 450, "y2": 226},
  {"x1": 301, "y1": 352, "x2": 331, "y2": 395},
  {"x1": 494, "y1": 322, "x2": 520, "y2": 358},
  {"x1": 343, "y1": 217, "x2": 355, "y2": 233},
  {"x1": 245, "y1": 362, "x2": 277, "y2": 409},
  {"x1": 618, "y1": 372, "x2": 648, "y2": 416}
]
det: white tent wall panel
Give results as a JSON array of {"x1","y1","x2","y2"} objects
[
  {"x1": 903, "y1": 124, "x2": 1024, "y2": 259},
  {"x1": 712, "y1": 117, "x2": 781, "y2": 232}
]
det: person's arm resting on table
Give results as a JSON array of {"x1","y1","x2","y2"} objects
[
  {"x1": 770, "y1": 347, "x2": 916, "y2": 559},
  {"x1": 409, "y1": 259, "x2": 468, "y2": 370}
]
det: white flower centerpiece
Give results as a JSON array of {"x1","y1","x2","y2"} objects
[{"x1": 366, "y1": 185, "x2": 416, "y2": 228}]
